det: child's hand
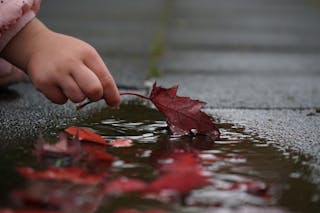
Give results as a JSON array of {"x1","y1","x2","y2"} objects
[
  {"x1": 1, "y1": 19, "x2": 120, "y2": 106},
  {"x1": 27, "y1": 31, "x2": 121, "y2": 106}
]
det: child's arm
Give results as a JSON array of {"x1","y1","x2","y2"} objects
[{"x1": 1, "y1": 18, "x2": 120, "y2": 106}]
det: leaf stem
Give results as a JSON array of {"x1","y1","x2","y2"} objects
[
  {"x1": 119, "y1": 92, "x2": 150, "y2": 100},
  {"x1": 76, "y1": 100, "x2": 91, "y2": 110},
  {"x1": 76, "y1": 92, "x2": 150, "y2": 110}
]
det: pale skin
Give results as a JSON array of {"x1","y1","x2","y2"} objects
[{"x1": 0, "y1": 18, "x2": 120, "y2": 106}]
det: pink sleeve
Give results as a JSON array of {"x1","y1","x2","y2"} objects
[{"x1": 0, "y1": 0, "x2": 41, "y2": 52}]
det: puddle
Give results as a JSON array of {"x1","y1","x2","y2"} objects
[{"x1": 0, "y1": 103, "x2": 319, "y2": 213}]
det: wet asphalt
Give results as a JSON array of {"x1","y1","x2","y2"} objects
[
  {"x1": 0, "y1": 0, "x2": 320, "y2": 182},
  {"x1": 155, "y1": 0, "x2": 320, "y2": 183}
]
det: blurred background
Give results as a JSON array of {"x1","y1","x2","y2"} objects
[{"x1": 39, "y1": 0, "x2": 320, "y2": 109}]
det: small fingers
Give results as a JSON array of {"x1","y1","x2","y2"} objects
[
  {"x1": 84, "y1": 53, "x2": 120, "y2": 107},
  {"x1": 60, "y1": 76, "x2": 86, "y2": 103},
  {"x1": 71, "y1": 64, "x2": 104, "y2": 102},
  {"x1": 40, "y1": 84, "x2": 68, "y2": 104}
]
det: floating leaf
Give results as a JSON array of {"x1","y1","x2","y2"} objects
[{"x1": 65, "y1": 126, "x2": 107, "y2": 145}]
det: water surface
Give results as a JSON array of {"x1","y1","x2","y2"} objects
[{"x1": 0, "y1": 104, "x2": 319, "y2": 213}]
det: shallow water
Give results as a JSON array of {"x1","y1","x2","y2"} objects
[{"x1": 0, "y1": 103, "x2": 319, "y2": 213}]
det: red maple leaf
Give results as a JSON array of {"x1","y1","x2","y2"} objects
[
  {"x1": 64, "y1": 126, "x2": 107, "y2": 145},
  {"x1": 122, "y1": 83, "x2": 220, "y2": 139},
  {"x1": 149, "y1": 83, "x2": 219, "y2": 138},
  {"x1": 77, "y1": 82, "x2": 219, "y2": 139}
]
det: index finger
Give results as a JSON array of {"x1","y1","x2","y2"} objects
[{"x1": 84, "y1": 52, "x2": 120, "y2": 107}]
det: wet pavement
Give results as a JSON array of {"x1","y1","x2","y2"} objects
[
  {"x1": 154, "y1": 0, "x2": 320, "y2": 185},
  {"x1": 0, "y1": 0, "x2": 320, "y2": 202}
]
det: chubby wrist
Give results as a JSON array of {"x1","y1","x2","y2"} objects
[{"x1": 1, "y1": 18, "x2": 51, "y2": 72}]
